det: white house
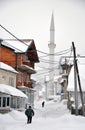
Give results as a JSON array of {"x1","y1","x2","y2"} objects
[
  {"x1": 0, "y1": 62, "x2": 18, "y2": 87},
  {"x1": 0, "y1": 62, "x2": 27, "y2": 113}
]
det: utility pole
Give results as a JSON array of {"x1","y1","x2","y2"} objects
[
  {"x1": 72, "y1": 42, "x2": 85, "y2": 116},
  {"x1": 72, "y1": 42, "x2": 78, "y2": 115},
  {"x1": 76, "y1": 60, "x2": 85, "y2": 116}
]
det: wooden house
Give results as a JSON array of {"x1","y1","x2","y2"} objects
[{"x1": 0, "y1": 39, "x2": 39, "y2": 107}]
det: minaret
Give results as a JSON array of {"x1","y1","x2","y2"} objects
[{"x1": 48, "y1": 12, "x2": 56, "y2": 96}]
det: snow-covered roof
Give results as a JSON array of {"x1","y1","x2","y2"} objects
[
  {"x1": 67, "y1": 63, "x2": 85, "y2": 92},
  {"x1": 0, "y1": 84, "x2": 28, "y2": 98},
  {"x1": 19, "y1": 64, "x2": 36, "y2": 74},
  {"x1": 0, "y1": 62, "x2": 18, "y2": 73},
  {"x1": 1, "y1": 39, "x2": 32, "y2": 53},
  {"x1": 17, "y1": 86, "x2": 36, "y2": 92}
]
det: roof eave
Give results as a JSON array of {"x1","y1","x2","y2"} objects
[{"x1": 18, "y1": 65, "x2": 36, "y2": 74}]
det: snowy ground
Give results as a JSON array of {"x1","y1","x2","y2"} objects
[{"x1": 0, "y1": 97, "x2": 85, "y2": 130}]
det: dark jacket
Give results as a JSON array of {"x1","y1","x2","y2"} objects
[{"x1": 25, "y1": 107, "x2": 34, "y2": 117}]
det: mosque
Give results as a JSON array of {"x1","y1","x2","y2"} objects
[{"x1": 47, "y1": 13, "x2": 70, "y2": 100}]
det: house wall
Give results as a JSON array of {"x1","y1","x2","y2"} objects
[
  {"x1": 0, "y1": 46, "x2": 16, "y2": 67},
  {"x1": 0, "y1": 69, "x2": 17, "y2": 87},
  {"x1": 17, "y1": 69, "x2": 31, "y2": 87},
  {"x1": 0, "y1": 92, "x2": 26, "y2": 112},
  {"x1": 0, "y1": 46, "x2": 23, "y2": 68},
  {"x1": 0, "y1": 42, "x2": 39, "y2": 109},
  {"x1": 0, "y1": 46, "x2": 34, "y2": 88}
]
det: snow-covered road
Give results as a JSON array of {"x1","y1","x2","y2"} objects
[{"x1": 0, "y1": 99, "x2": 85, "y2": 130}]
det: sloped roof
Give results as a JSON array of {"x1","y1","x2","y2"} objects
[
  {"x1": 0, "y1": 62, "x2": 18, "y2": 73},
  {"x1": 0, "y1": 84, "x2": 28, "y2": 98},
  {"x1": 17, "y1": 85, "x2": 36, "y2": 91},
  {"x1": 19, "y1": 64, "x2": 36, "y2": 74},
  {"x1": 1, "y1": 39, "x2": 39, "y2": 62},
  {"x1": 1, "y1": 39, "x2": 32, "y2": 53}
]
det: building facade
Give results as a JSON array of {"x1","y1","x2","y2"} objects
[
  {"x1": 0, "y1": 62, "x2": 27, "y2": 113},
  {"x1": 0, "y1": 39, "x2": 39, "y2": 107}
]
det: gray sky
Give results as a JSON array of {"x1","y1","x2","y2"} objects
[
  {"x1": 0, "y1": 0, "x2": 85, "y2": 54},
  {"x1": 0, "y1": 0, "x2": 85, "y2": 81}
]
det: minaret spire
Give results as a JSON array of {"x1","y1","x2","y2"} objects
[
  {"x1": 50, "y1": 12, "x2": 55, "y2": 45},
  {"x1": 50, "y1": 12, "x2": 55, "y2": 31}
]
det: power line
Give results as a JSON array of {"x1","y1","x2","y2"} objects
[
  {"x1": 0, "y1": 24, "x2": 73, "y2": 68},
  {"x1": 36, "y1": 64, "x2": 59, "y2": 71},
  {"x1": 0, "y1": 25, "x2": 29, "y2": 47},
  {"x1": 39, "y1": 47, "x2": 71, "y2": 57},
  {"x1": 34, "y1": 66, "x2": 58, "y2": 76},
  {"x1": 0, "y1": 25, "x2": 71, "y2": 56},
  {"x1": 3, "y1": 40, "x2": 24, "y2": 53},
  {"x1": 39, "y1": 57, "x2": 59, "y2": 64}
]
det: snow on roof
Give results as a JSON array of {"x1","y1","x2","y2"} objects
[
  {"x1": 17, "y1": 85, "x2": 27, "y2": 88},
  {"x1": 0, "y1": 62, "x2": 18, "y2": 73},
  {"x1": 67, "y1": 63, "x2": 85, "y2": 92},
  {"x1": 19, "y1": 64, "x2": 36, "y2": 74},
  {"x1": 17, "y1": 85, "x2": 36, "y2": 91},
  {"x1": 2, "y1": 39, "x2": 32, "y2": 53},
  {"x1": 21, "y1": 64, "x2": 36, "y2": 71},
  {"x1": 0, "y1": 84, "x2": 28, "y2": 98}
]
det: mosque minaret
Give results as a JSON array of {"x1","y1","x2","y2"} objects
[
  {"x1": 48, "y1": 12, "x2": 56, "y2": 96},
  {"x1": 48, "y1": 12, "x2": 56, "y2": 97}
]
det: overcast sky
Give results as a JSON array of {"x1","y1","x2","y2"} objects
[
  {"x1": 0, "y1": 0, "x2": 85, "y2": 55},
  {"x1": 0, "y1": 0, "x2": 85, "y2": 81}
]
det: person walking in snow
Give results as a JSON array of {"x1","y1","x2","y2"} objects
[
  {"x1": 25, "y1": 105, "x2": 34, "y2": 124},
  {"x1": 42, "y1": 101, "x2": 45, "y2": 108}
]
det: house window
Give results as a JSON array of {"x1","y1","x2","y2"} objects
[
  {"x1": 2, "y1": 75, "x2": 6, "y2": 80},
  {"x1": 7, "y1": 97, "x2": 9, "y2": 106},
  {"x1": 9, "y1": 77, "x2": 14, "y2": 87},
  {"x1": 0, "y1": 96, "x2": 10, "y2": 108},
  {"x1": 3, "y1": 97, "x2": 6, "y2": 107},
  {"x1": 0, "y1": 97, "x2": 1, "y2": 107}
]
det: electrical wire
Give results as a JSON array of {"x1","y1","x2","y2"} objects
[
  {"x1": 35, "y1": 65, "x2": 58, "y2": 70},
  {"x1": 33, "y1": 66, "x2": 58, "y2": 76},
  {"x1": 39, "y1": 58, "x2": 59, "y2": 64},
  {"x1": 0, "y1": 25, "x2": 71, "y2": 56},
  {"x1": 38, "y1": 47, "x2": 71, "y2": 57},
  {"x1": 66, "y1": 47, "x2": 73, "y2": 64},
  {"x1": 0, "y1": 24, "x2": 73, "y2": 72}
]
